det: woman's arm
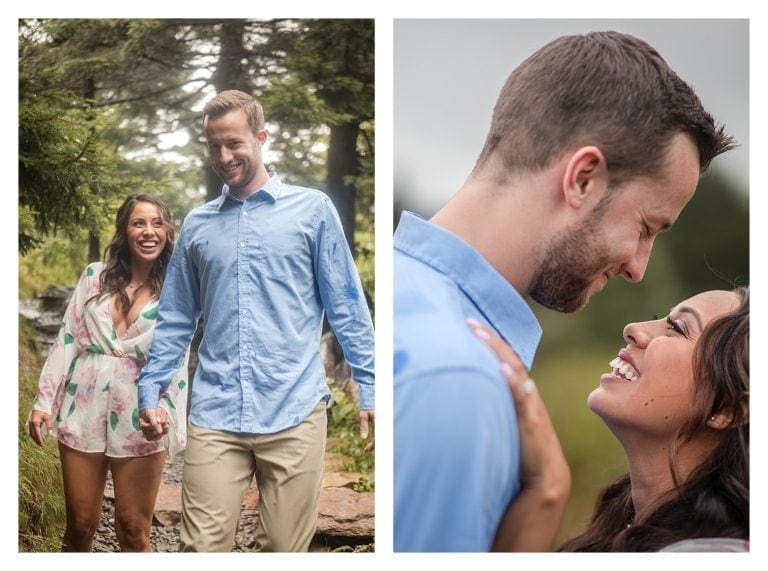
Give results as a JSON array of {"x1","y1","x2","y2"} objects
[
  {"x1": 28, "y1": 263, "x2": 97, "y2": 445},
  {"x1": 469, "y1": 320, "x2": 571, "y2": 551}
]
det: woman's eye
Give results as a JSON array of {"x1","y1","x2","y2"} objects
[{"x1": 666, "y1": 316, "x2": 687, "y2": 337}]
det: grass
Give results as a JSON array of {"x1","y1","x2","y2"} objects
[
  {"x1": 327, "y1": 385, "x2": 375, "y2": 488},
  {"x1": 18, "y1": 317, "x2": 66, "y2": 552}
]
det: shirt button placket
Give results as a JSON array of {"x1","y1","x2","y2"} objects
[
  {"x1": 237, "y1": 206, "x2": 251, "y2": 430},
  {"x1": 238, "y1": 204, "x2": 256, "y2": 430}
]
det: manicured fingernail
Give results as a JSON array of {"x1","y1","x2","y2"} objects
[
  {"x1": 500, "y1": 362, "x2": 514, "y2": 378},
  {"x1": 473, "y1": 327, "x2": 490, "y2": 340},
  {"x1": 466, "y1": 317, "x2": 483, "y2": 329}
]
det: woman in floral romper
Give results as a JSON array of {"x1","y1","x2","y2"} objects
[{"x1": 28, "y1": 194, "x2": 188, "y2": 552}]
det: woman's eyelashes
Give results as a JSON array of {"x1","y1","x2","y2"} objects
[
  {"x1": 666, "y1": 316, "x2": 689, "y2": 338},
  {"x1": 652, "y1": 312, "x2": 689, "y2": 338}
]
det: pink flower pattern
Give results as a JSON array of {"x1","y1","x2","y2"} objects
[{"x1": 31, "y1": 262, "x2": 188, "y2": 458}]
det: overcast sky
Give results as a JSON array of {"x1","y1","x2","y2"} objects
[{"x1": 394, "y1": 19, "x2": 749, "y2": 216}]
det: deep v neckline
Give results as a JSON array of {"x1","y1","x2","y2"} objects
[{"x1": 108, "y1": 293, "x2": 154, "y2": 340}]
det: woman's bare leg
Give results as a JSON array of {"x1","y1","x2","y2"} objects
[
  {"x1": 110, "y1": 450, "x2": 167, "y2": 551},
  {"x1": 58, "y1": 442, "x2": 110, "y2": 552}
]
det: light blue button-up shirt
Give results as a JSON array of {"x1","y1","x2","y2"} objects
[
  {"x1": 138, "y1": 174, "x2": 374, "y2": 434},
  {"x1": 394, "y1": 211, "x2": 542, "y2": 552}
]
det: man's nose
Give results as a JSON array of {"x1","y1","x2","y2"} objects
[
  {"x1": 621, "y1": 239, "x2": 654, "y2": 283},
  {"x1": 219, "y1": 146, "x2": 234, "y2": 163}
]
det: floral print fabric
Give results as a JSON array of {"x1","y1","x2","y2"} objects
[{"x1": 32, "y1": 262, "x2": 187, "y2": 458}]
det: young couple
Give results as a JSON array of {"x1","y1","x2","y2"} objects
[
  {"x1": 394, "y1": 31, "x2": 748, "y2": 552},
  {"x1": 27, "y1": 90, "x2": 375, "y2": 552}
]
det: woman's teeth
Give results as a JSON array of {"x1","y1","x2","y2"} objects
[{"x1": 608, "y1": 356, "x2": 638, "y2": 381}]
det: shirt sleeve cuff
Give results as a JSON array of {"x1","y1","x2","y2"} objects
[
  {"x1": 138, "y1": 384, "x2": 161, "y2": 411},
  {"x1": 358, "y1": 383, "x2": 374, "y2": 411}
]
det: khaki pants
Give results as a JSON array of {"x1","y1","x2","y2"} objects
[{"x1": 179, "y1": 402, "x2": 327, "y2": 552}]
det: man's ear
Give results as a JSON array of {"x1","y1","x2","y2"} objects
[
  {"x1": 257, "y1": 129, "x2": 268, "y2": 145},
  {"x1": 561, "y1": 146, "x2": 609, "y2": 209}
]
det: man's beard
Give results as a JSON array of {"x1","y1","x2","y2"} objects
[{"x1": 529, "y1": 214, "x2": 611, "y2": 313}]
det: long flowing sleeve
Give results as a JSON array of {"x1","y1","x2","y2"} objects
[
  {"x1": 32, "y1": 263, "x2": 100, "y2": 416},
  {"x1": 313, "y1": 198, "x2": 375, "y2": 411}
]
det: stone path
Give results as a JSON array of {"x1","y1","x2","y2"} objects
[{"x1": 93, "y1": 452, "x2": 374, "y2": 552}]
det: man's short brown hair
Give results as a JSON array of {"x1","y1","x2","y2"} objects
[
  {"x1": 474, "y1": 31, "x2": 734, "y2": 187},
  {"x1": 203, "y1": 90, "x2": 265, "y2": 135}
]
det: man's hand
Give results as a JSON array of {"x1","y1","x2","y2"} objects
[
  {"x1": 359, "y1": 409, "x2": 375, "y2": 452},
  {"x1": 139, "y1": 407, "x2": 169, "y2": 441}
]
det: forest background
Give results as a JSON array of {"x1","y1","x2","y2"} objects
[{"x1": 18, "y1": 18, "x2": 374, "y2": 550}]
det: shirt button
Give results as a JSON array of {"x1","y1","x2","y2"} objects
[
  {"x1": 239, "y1": 241, "x2": 246, "y2": 248},
  {"x1": 242, "y1": 211, "x2": 248, "y2": 216},
  {"x1": 240, "y1": 310, "x2": 247, "y2": 315}
]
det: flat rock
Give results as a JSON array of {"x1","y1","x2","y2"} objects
[
  {"x1": 154, "y1": 474, "x2": 374, "y2": 538},
  {"x1": 316, "y1": 487, "x2": 374, "y2": 537}
]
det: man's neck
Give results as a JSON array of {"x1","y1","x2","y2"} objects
[
  {"x1": 430, "y1": 172, "x2": 559, "y2": 295},
  {"x1": 229, "y1": 167, "x2": 270, "y2": 201}
]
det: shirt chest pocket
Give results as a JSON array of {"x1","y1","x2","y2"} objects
[{"x1": 255, "y1": 228, "x2": 313, "y2": 281}]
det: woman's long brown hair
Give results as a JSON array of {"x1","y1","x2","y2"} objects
[
  {"x1": 559, "y1": 288, "x2": 749, "y2": 551},
  {"x1": 87, "y1": 193, "x2": 175, "y2": 317}
]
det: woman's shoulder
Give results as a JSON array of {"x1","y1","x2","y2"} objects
[
  {"x1": 83, "y1": 261, "x2": 105, "y2": 275},
  {"x1": 660, "y1": 537, "x2": 749, "y2": 552},
  {"x1": 78, "y1": 261, "x2": 105, "y2": 291}
]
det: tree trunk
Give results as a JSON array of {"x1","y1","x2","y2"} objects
[
  {"x1": 82, "y1": 76, "x2": 101, "y2": 261},
  {"x1": 88, "y1": 231, "x2": 100, "y2": 263},
  {"x1": 325, "y1": 121, "x2": 359, "y2": 256}
]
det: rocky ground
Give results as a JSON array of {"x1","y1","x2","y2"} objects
[{"x1": 93, "y1": 452, "x2": 374, "y2": 552}]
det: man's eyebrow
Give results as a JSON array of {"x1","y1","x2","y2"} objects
[{"x1": 671, "y1": 305, "x2": 704, "y2": 331}]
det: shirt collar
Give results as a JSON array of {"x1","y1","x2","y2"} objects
[
  {"x1": 394, "y1": 211, "x2": 542, "y2": 368},
  {"x1": 214, "y1": 172, "x2": 282, "y2": 210}
]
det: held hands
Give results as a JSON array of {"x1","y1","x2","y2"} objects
[
  {"x1": 28, "y1": 410, "x2": 52, "y2": 446},
  {"x1": 359, "y1": 410, "x2": 375, "y2": 452},
  {"x1": 139, "y1": 407, "x2": 170, "y2": 441}
]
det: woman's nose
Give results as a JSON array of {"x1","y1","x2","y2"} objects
[{"x1": 623, "y1": 320, "x2": 654, "y2": 348}]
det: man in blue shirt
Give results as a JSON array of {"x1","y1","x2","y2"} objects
[
  {"x1": 137, "y1": 90, "x2": 374, "y2": 552},
  {"x1": 394, "y1": 31, "x2": 733, "y2": 551}
]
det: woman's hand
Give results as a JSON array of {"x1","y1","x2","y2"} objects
[
  {"x1": 28, "y1": 410, "x2": 52, "y2": 446},
  {"x1": 469, "y1": 319, "x2": 571, "y2": 551},
  {"x1": 139, "y1": 407, "x2": 169, "y2": 441}
]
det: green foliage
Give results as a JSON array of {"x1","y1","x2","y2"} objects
[
  {"x1": 18, "y1": 87, "x2": 123, "y2": 253},
  {"x1": 19, "y1": 228, "x2": 91, "y2": 298},
  {"x1": 18, "y1": 318, "x2": 65, "y2": 552},
  {"x1": 327, "y1": 386, "x2": 374, "y2": 480},
  {"x1": 19, "y1": 19, "x2": 180, "y2": 255},
  {"x1": 352, "y1": 475, "x2": 374, "y2": 493}
]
